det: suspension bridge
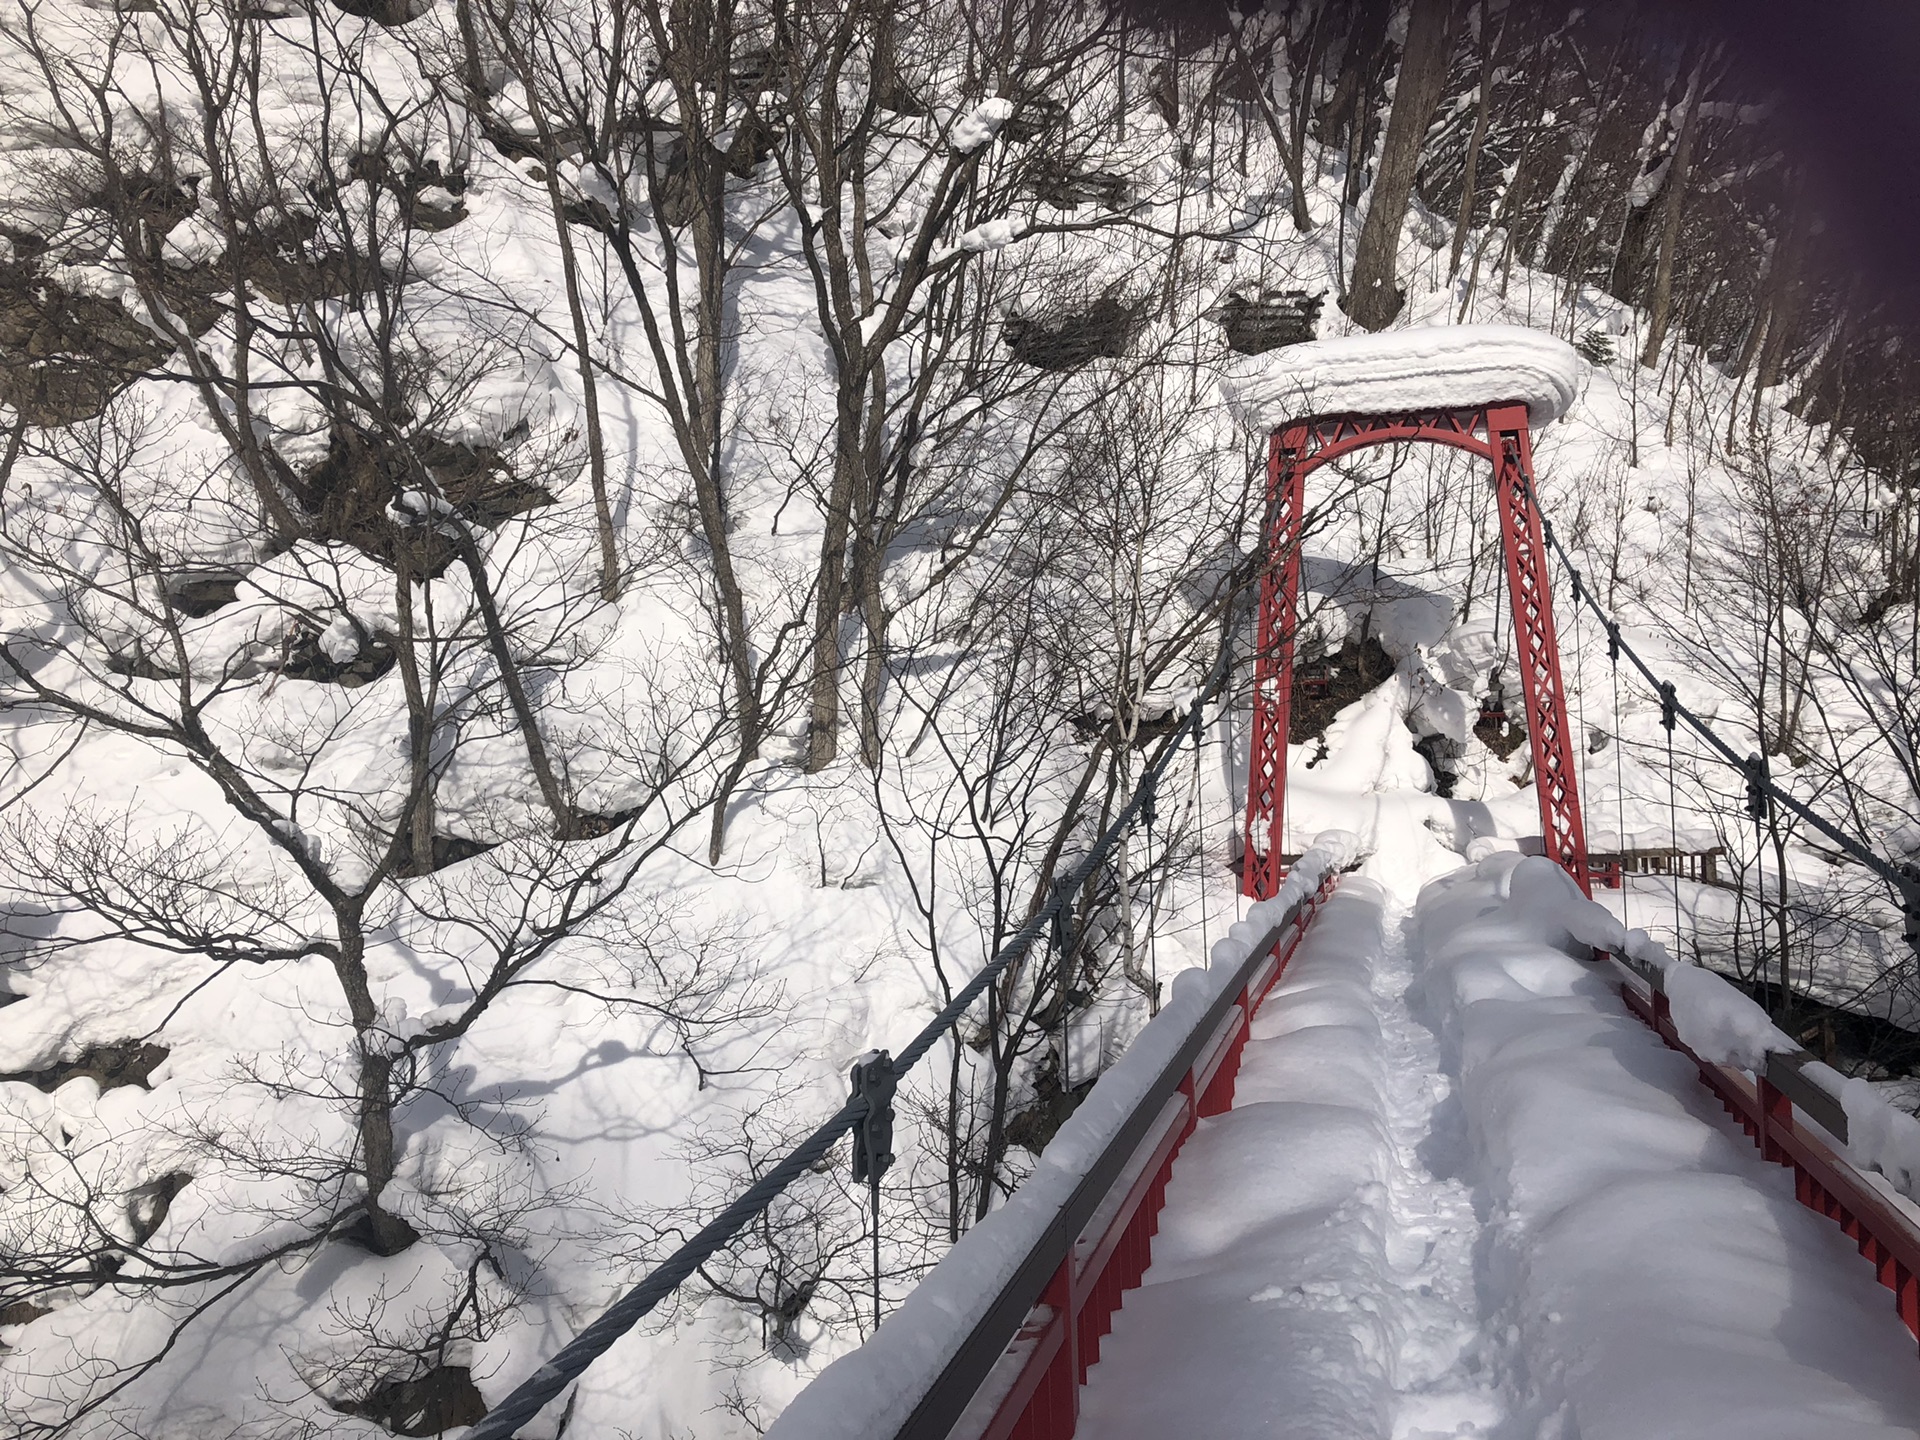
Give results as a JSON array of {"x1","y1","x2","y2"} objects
[{"x1": 465, "y1": 329, "x2": 1920, "y2": 1440}]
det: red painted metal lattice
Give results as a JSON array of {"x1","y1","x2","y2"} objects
[
  {"x1": 1241, "y1": 423, "x2": 1309, "y2": 904},
  {"x1": 1240, "y1": 405, "x2": 1591, "y2": 899}
]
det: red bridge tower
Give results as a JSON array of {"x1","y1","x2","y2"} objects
[{"x1": 1241, "y1": 403, "x2": 1590, "y2": 900}]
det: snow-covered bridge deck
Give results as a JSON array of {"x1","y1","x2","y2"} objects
[
  {"x1": 1076, "y1": 858, "x2": 1920, "y2": 1440},
  {"x1": 462, "y1": 329, "x2": 1920, "y2": 1440},
  {"x1": 766, "y1": 851, "x2": 1920, "y2": 1440},
  {"x1": 1076, "y1": 877, "x2": 1495, "y2": 1440}
]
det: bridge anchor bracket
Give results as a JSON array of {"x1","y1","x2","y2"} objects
[{"x1": 850, "y1": 1050, "x2": 897, "y2": 1184}]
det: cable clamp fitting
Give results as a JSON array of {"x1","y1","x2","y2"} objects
[
  {"x1": 850, "y1": 1051, "x2": 896, "y2": 1185},
  {"x1": 1743, "y1": 752, "x2": 1772, "y2": 823},
  {"x1": 1896, "y1": 863, "x2": 1920, "y2": 952}
]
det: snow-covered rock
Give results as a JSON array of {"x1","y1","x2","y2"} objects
[{"x1": 1223, "y1": 323, "x2": 1586, "y2": 429}]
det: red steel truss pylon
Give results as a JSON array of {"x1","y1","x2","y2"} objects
[
  {"x1": 1486, "y1": 404, "x2": 1589, "y2": 885},
  {"x1": 1241, "y1": 423, "x2": 1311, "y2": 905},
  {"x1": 1240, "y1": 402, "x2": 1592, "y2": 900}
]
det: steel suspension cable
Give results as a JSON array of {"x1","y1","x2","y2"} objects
[
  {"x1": 1572, "y1": 578, "x2": 1591, "y2": 821},
  {"x1": 465, "y1": 609, "x2": 1248, "y2": 1440},
  {"x1": 1535, "y1": 515, "x2": 1920, "y2": 916},
  {"x1": 1662, "y1": 682, "x2": 1683, "y2": 951},
  {"x1": 1194, "y1": 696, "x2": 1211, "y2": 963},
  {"x1": 1143, "y1": 772, "x2": 1161, "y2": 1016},
  {"x1": 1611, "y1": 623, "x2": 1629, "y2": 926},
  {"x1": 1756, "y1": 785, "x2": 1772, "y2": 1005}
]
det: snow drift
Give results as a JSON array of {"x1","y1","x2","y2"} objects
[
  {"x1": 1223, "y1": 323, "x2": 1586, "y2": 429},
  {"x1": 1414, "y1": 854, "x2": 1920, "y2": 1439}
]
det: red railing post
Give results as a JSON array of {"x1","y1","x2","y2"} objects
[
  {"x1": 1010, "y1": 1259, "x2": 1077, "y2": 1440},
  {"x1": 1758, "y1": 1075, "x2": 1793, "y2": 1166}
]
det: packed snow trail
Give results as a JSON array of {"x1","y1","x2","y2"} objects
[
  {"x1": 1077, "y1": 854, "x2": 1920, "y2": 1440},
  {"x1": 1075, "y1": 877, "x2": 1504, "y2": 1440}
]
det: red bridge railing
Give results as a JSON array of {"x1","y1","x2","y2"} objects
[
  {"x1": 1605, "y1": 946, "x2": 1920, "y2": 1348},
  {"x1": 962, "y1": 864, "x2": 1342, "y2": 1440},
  {"x1": 766, "y1": 848, "x2": 1349, "y2": 1440}
]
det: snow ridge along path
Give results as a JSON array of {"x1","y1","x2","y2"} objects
[
  {"x1": 1416, "y1": 854, "x2": 1920, "y2": 1440},
  {"x1": 1372, "y1": 899, "x2": 1505, "y2": 1440},
  {"x1": 1075, "y1": 877, "x2": 1505, "y2": 1440},
  {"x1": 1077, "y1": 849, "x2": 1920, "y2": 1440}
]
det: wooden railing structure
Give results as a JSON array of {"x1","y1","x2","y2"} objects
[{"x1": 1588, "y1": 845, "x2": 1725, "y2": 889}]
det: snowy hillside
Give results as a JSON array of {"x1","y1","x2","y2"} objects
[{"x1": 1, "y1": 2, "x2": 1916, "y2": 1438}]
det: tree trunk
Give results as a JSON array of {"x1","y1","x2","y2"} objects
[
  {"x1": 596, "y1": 222, "x2": 762, "y2": 850},
  {"x1": 1639, "y1": 59, "x2": 1703, "y2": 367},
  {"x1": 1344, "y1": 0, "x2": 1454, "y2": 331},
  {"x1": 332, "y1": 917, "x2": 419, "y2": 1255},
  {"x1": 804, "y1": 432, "x2": 861, "y2": 773},
  {"x1": 1751, "y1": 196, "x2": 1810, "y2": 408},
  {"x1": 586, "y1": 2, "x2": 765, "y2": 860},
  {"x1": 1322, "y1": 0, "x2": 1391, "y2": 210},
  {"x1": 449, "y1": 524, "x2": 574, "y2": 833},
  {"x1": 392, "y1": 555, "x2": 437, "y2": 873},
  {"x1": 1448, "y1": 59, "x2": 1492, "y2": 279},
  {"x1": 521, "y1": 97, "x2": 622, "y2": 599},
  {"x1": 1227, "y1": 16, "x2": 1314, "y2": 233},
  {"x1": 856, "y1": 566, "x2": 888, "y2": 769}
]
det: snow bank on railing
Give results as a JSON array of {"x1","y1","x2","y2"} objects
[
  {"x1": 1840, "y1": 1076, "x2": 1920, "y2": 1197},
  {"x1": 1413, "y1": 857, "x2": 1920, "y2": 1431},
  {"x1": 764, "y1": 833, "x2": 1358, "y2": 1440},
  {"x1": 1461, "y1": 854, "x2": 1920, "y2": 1203},
  {"x1": 1222, "y1": 323, "x2": 1585, "y2": 429}
]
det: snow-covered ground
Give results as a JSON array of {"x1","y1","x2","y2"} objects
[{"x1": 2, "y1": 3, "x2": 1916, "y2": 1434}]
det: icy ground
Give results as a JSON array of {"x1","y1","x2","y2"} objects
[{"x1": 1074, "y1": 853, "x2": 1920, "y2": 1440}]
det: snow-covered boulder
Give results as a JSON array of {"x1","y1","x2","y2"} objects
[{"x1": 1223, "y1": 323, "x2": 1586, "y2": 429}]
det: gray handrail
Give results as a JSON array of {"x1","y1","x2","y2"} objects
[
  {"x1": 890, "y1": 879, "x2": 1324, "y2": 1439},
  {"x1": 464, "y1": 628, "x2": 1245, "y2": 1439}
]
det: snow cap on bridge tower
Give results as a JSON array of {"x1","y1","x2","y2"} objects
[{"x1": 1223, "y1": 323, "x2": 1586, "y2": 431}]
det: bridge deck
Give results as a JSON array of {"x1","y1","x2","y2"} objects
[{"x1": 1075, "y1": 861, "x2": 1920, "y2": 1440}]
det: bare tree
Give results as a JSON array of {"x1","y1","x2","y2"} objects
[{"x1": 1344, "y1": 0, "x2": 1454, "y2": 330}]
